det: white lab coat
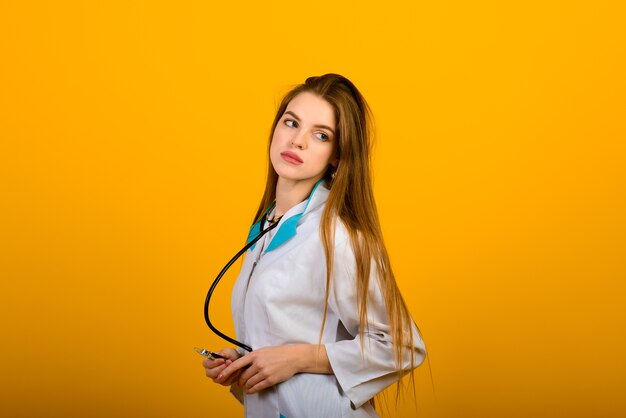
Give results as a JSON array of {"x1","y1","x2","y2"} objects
[{"x1": 230, "y1": 181, "x2": 426, "y2": 418}]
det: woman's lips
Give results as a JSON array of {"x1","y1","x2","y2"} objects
[{"x1": 280, "y1": 151, "x2": 303, "y2": 164}]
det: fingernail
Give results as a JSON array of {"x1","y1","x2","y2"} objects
[{"x1": 217, "y1": 374, "x2": 223, "y2": 380}]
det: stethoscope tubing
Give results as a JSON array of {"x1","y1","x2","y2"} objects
[{"x1": 204, "y1": 219, "x2": 280, "y2": 353}]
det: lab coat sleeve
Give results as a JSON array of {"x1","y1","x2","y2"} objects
[{"x1": 323, "y1": 235, "x2": 426, "y2": 409}]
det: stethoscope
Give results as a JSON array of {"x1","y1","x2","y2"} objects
[{"x1": 201, "y1": 211, "x2": 282, "y2": 356}]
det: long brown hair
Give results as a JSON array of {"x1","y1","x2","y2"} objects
[{"x1": 253, "y1": 74, "x2": 422, "y2": 404}]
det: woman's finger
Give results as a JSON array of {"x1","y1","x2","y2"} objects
[
  {"x1": 217, "y1": 348, "x2": 241, "y2": 361},
  {"x1": 217, "y1": 363, "x2": 251, "y2": 385},
  {"x1": 202, "y1": 357, "x2": 225, "y2": 369},
  {"x1": 236, "y1": 364, "x2": 258, "y2": 387},
  {"x1": 246, "y1": 377, "x2": 273, "y2": 394},
  {"x1": 243, "y1": 372, "x2": 265, "y2": 392},
  {"x1": 202, "y1": 358, "x2": 225, "y2": 373},
  {"x1": 205, "y1": 363, "x2": 228, "y2": 380},
  {"x1": 217, "y1": 354, "x2": 254, "y2": 381},
  {"x1": 206, "y1": 363, "x2": 227, "y2": 380},
  {"x1": 221, "y1": 369, "x2": 243, "y2": 386}
]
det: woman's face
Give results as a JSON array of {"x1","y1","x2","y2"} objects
[{"x1": 270, "y1": 92, "x2": 338, "y2": 189}]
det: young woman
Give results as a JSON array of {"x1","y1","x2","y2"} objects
[{"x1": 202, "y1": 74, "x2": 426, "y2": 417}]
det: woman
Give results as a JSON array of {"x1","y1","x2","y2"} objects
[{"x1": 202, "y1": 74, "x2": 426, "y2": 417}]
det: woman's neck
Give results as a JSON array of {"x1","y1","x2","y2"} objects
[{"x1": 274, "y1": 178, "x2": 318, "y2": 218}]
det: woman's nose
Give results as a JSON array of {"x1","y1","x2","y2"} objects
[{"x1": 291, "y1": 129, "x2": 307, "y2": 149}]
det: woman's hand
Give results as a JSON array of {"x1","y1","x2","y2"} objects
[
  {"x1": 215, "y1": 344, "x2": 332, "y2": 394},
  {"x1": 202, "y1": 348, "x2": 243, "y2": 386}
]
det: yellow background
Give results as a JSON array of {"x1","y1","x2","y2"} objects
[{"x1": 1, "y1": 1, "x2": 624, "y2": 417}]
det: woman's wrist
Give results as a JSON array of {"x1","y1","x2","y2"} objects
[{"x1": 296, "y1": 344, "x2": 332, "y2": 374}]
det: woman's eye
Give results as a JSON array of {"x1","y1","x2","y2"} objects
[
  {"x1": 315, "y1": 132, "x2": 329, "y2": 141},
  {"x1": 285, "y1": 119, "x2": 298, "y2": 128}
]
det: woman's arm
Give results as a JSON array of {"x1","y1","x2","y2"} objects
[
  {"x1": 297, "y1": 343, "x2": 332, "y2": 374},
  {"x1": 214, "y1": 343, "x2": 332, "y2": 394},
  {"x1": 323, "y1": 234, "x2": 426, "y2": 409}
]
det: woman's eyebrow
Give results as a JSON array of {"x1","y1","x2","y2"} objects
[
  {"x1": 284, "y1": 111, "x2": 336, "y2": 135},
  {"x1": 284, "y1": 110, "x2": 301, "y2": 121}
]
